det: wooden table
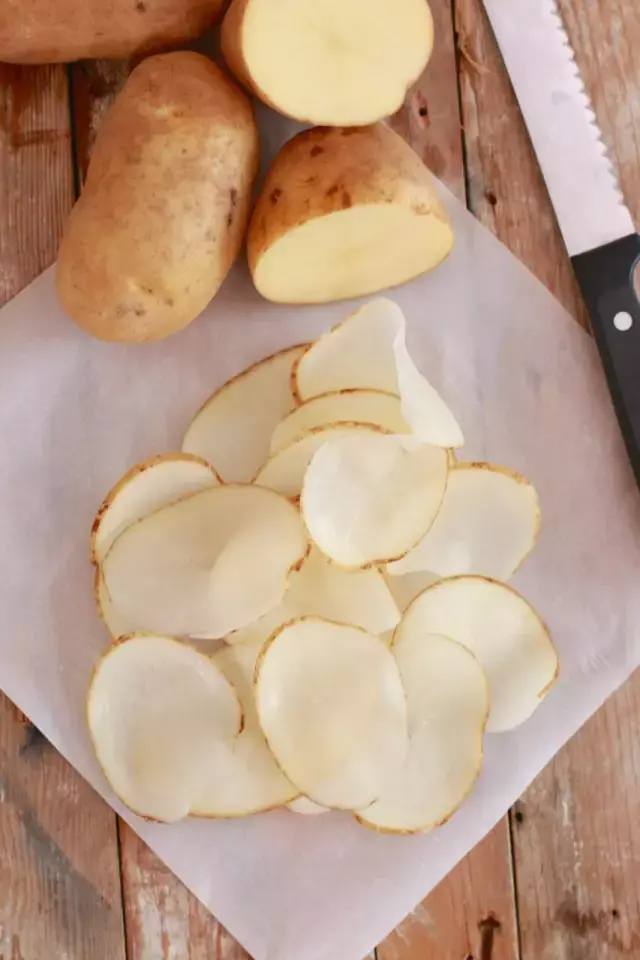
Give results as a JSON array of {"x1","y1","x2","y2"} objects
[{"x1": 1, "y1": 2, "x2": 639, "y2": 958}]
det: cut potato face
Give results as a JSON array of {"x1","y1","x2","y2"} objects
[
  {"x1": 229, "y1": 545, "x2": 400, "y2": 644},
  {"x1": 95, "y1": 568, "x2": 134, "y2": 640},
  {"x1": 270, "y1": 389, "x2": 407, "y2": 454},
  {"x1": 102, "y1": 485, "x2": 307, "y2": 639},
  {"x1": 302, "y1": 433, "x2": 448, "y2": 568},
  {"x1": 91, "y1": 454, "x2": 220, "y2": 565},
  {"x1": 287, "y1": 796, "x2": 329, "y2": 816},
  {"x1": 191, "y1": 640, "x2": 298, "y2": 816},
  {"x1": 87, "y1": 635, "x2": 241, "y2": 823},
  {"x1": 255, "y1": 618, "x2": 408, "y2": 810},
  {"x1": 403, "y1": 577, "x2": 559, "y2": 732},
  {"x1": 295, "y1": 299, "x2": 463, "y2": 447},
  {"x1": 182, "y1": 345, "x2": 307, "y2": 482},
  {"x1": 387, "y1": 463, "x2": 540, "y2": 578},
  {"x1": 357, "y1": 633, "x2": 488, "y2": 834},
  {"x1": 222, "y1": 0, "x2": 434, "y2": 126}
]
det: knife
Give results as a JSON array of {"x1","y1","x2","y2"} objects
[{"x1": 482, "y1": 0, "x2": 640, "y2": 482}]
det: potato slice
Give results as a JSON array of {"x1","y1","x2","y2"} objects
[
  {"x1": 270, "y1": 390, "x2": 407, "y2": 454},
  {"x1": 295, "y1": 299, "x2": 463, "y2": 447},
  {"x1": 302, "y1": 433, "x2": 448, "y2": 568},
  {"x1": 229, "y1": 546, "x2": 400, "y2": 644},
  {"x1": 191, "y1": 640, "x2": 298, "y2": 817},
  {"x1": 255, "y1": 618, "x2": 408, "y2": 810},
  {"x1": 287, "y1": 797, "x2": 329, "y2": 816},
  {"x1": 95, "y1": 568, "x2": 133, "y2": 640},
  {"x1": 356, "y1": 633, "x2": 488, "y2": 834},
  {"x1": 383, "y1": 570, "x2": 439, "y2": 613},
  {"x1": 183, "y1": 345, "x2": 307, "y2": 482},
  {"x1": 255, "y1": 422, "x2": 391, "y2": 497},
  {"x1": 87, "y1": 635, "x2": 241, "y2": 823},
  {"x1": 91, "y1": 453, "x2": 220, "y2": 564},
  {"x1": 248, "y1": 126, "x2": 454, "y2": 305},
  {"x1": 221, "y1": 0, "x2": 433, "y2": 126},
  {"x1": 387, "y1": 463, "x2": 540, "y2": 578},
  {"x1": 102, "y1": 485, "x2": 307, "y2": 639},
  {"x1": 403, "y1": 577, "x2": 559, "y2": 732}
]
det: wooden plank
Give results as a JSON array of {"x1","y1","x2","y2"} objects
[{"x1": 0, "y1": 63, "x2": 126, "y2": 960}]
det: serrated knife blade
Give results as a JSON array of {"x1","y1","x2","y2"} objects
[{"x1": 483, "y1": 0, "x2": 640, "y2": 484}]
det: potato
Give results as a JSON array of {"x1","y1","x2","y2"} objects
[
  {"x1": 247, "y1": 125, "x2": 454, "y2": 305},
  {"x1": 57, "y1": 52, "x2": 259, "y2": 343},
  {"x1": 0, "y1": 0, "x2": 225, "y2": 64},
  {"x1": 221, "y1": 0, "x2": 434, "y2": 126}
]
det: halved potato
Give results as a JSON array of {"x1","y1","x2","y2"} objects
[
  {"x1": 221, "y1": 0, "x2": 434, "y2": 126},
  {"x1": 87, "y1": 634, "x2": 241, "y2": 823},
  {"x1": 183, "y1": 344, "x2": 307, "y2": 482},
  {"x1": 248, "y1": 126, "x2": 454, "y2": 305}
]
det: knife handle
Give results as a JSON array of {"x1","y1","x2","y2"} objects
[{"x1": 572, "y1": 234, "x2": 640, "y2": 482}]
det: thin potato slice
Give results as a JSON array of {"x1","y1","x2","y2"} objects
[
  {"x1": 387, "y1": 463, "x2": 540, "y2": 578},
  {"x1": 383, "y1": 570, "x2": 439, "y2": 613},
  {"x1": 403, "y1": 577, "x2": 559, "y2": 732},
  {"x1": 270, "y1": 390, "x2": 407, "y2": 454},
  {"x1": 183, "y1": 344, "x2": 307, "y2": 482},
  {"x1": 302, "y1": 433, "x2": 448, "y2": 568},
  {"x1": 295, "y1": 299, "x2": 462, "y2": 446},
  {"x1": 357, "y1": 633, "x2": 488, "y2": 834},
  {"x1": 255, "y1": 618, "x2": 408, "y2": 810},
  {"x1": 191, "y1": 640, "x2": 298, "y2": 817},
  {"x1": 87, "y1": 635, "x2": 241, "y2": 823},
  {"x1": 102, "y1": 485, "x2": 307, "y2": 639},
  {"x1": 287, "y1": 797, "x2": 328, "y2": 815},
  {"x1": 95, "y1": 568, "x2": 134, "y2": 640},
  {"x1": 91, "y1": 453, "x2": 220, "y2": 564}
]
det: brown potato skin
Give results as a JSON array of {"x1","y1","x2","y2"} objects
[
  {"x1": 56, "y1": 52, "x2": 259, "y2": 343},
  {"x1": 247, "y1": 124, "x2": 450, "y2": 276},
  {"x1": 0, "y1": 0, "x2": 226, "y2": 63}
]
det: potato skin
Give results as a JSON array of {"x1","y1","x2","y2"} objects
[
  {"x1": 0, "y1": 0, "x2": 225, "y2": 63},
  {"x1": 247, "y1": 124, "x2": 450, "y2": 275},
  {"x1": 57, "y1": 52, "x2": 259, "y2": 343}
]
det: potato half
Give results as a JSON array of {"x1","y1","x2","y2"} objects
[
  {"x1": 247, "y1": 125, "x2": 454, "y2": 304},
  {"x1": 221, "y1": 0, "x2": 434, "y2": 126},
  {"x1": 57, "y1": 52, "x2": 259, "y2": 342}
]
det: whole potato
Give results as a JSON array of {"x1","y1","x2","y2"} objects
[
  {"x1": 57, "y1": 52, "x2": 259, "y2": 343},
  {"x1": 0, "y1": 0, "x2": 225, "y2": 63}
]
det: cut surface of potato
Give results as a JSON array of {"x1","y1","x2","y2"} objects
[
  {"x1": 403, "y1": 577, "x2": 559, "y2": 732},
  {"x1": 222, "y1": 0, "x2": 434, "y2": 126},
  {"x1": 91, "y1": 454, "x2": 220, "y2": 564},
  {"x1": 287, "y1": 796, "x2": 329, "y2": 815},
  {"x1": 302, "y1": 433, "x2": 448, "y2": 568},
  {"x1": 383, "y1": 570, "x2": 439, "y2": 614},
  {"x1": 295, "y1": 299, "x2": 463, "y2": 447},
  {"x1": 248, "y1": 126, "x2": 454, "y2": 305},
  {"x1": 357, "y1": 633, "x2": 488, "y2": 834},
  {"x1": 229, "y1": 546, "x2": 400, "y2": 644},
  {"x1": 270, "y1": 389, "x2": 407, "y2": 454},
  {"x1": 183, "y1": 344, "x2": 307, "y2": 482},
  {"x1": 255, "y1": 422, "x2": 391, "y2": 497},
  {"x1": 387, "y1": 463, "x2": 540, "y2": 578},
  {"x1": 255, "y1": 618, "x2": 408, "y2": 810},
  {"x1": 95, "y1": 568, "x2": 134, "y2": 640},
  {"x1": 191, "y1": 641, "x2": 298, "y2": 816},
  {"x1": 102, "y1": 485, "x2": 307, "y2": 639},
  {"x1": 87, "y1": 635, "x2": 241, "y2": 823}
]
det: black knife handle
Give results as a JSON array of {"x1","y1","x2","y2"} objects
[{"x1": 572, "y1": 234, "x2": 640, "y2": 482}]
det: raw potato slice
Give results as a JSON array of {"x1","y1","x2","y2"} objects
[
  {"x1": 403, "y1": 577, "x2": 559, "y2": 732},
  {"x1": 191, "y1": 641, "x2": 298, "y2": 816},
  {"x1": 302, "y1": 433, "x2": 448, "y2": 568},
  {"x1": 383, "y1": 570, "x2": 439, "y2": 613},
  {"x1": 183, "y1": 345, "x2": 307, "y2": 482},
  {"x1": 255, "y1": 618, "x2": 408, "y2": 810},
  {"x1": 270, "y1": 390, "x2": 407, "y2": 454},
  {"x1": 255, "y1": 422, "x2": 391, "y2": 497},
  {"x1": 95, "y1": 568, "x2": 134, "y2": 640},
  {"x1": 87, "y1": 635, "x2": 241, "y2": 823},
  {"x1": 102, "y1": 485, "x2": 307, "y2": 639},
  {"x1": 91, "y1": 453, "x2": 220, "y2": 564},
  {"x1": 357, "y1": 633, "x2": 488, "y2": 834},
  {"x1": 229, "y1": 546, "x2": 400, "y2": 644},
  {"x1": 248, "y1": 126, "x2": 454, "y2": 305},
  {"x1": 287, "y1": 797, "x2": 328, "y2": 815},
  {"x1": 388, "y1": 464, "x2": 540, "y2": 578},
  {"x1": 295, "y1": 299, "x2": 463, "y2": 447},
  {"x1": 221, "y1": 0, "x2": 434, "y2": 126}
]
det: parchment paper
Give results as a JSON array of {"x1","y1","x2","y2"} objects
[{"x1": 0, "y1": 112, "x2": 639, "y2": 960}]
